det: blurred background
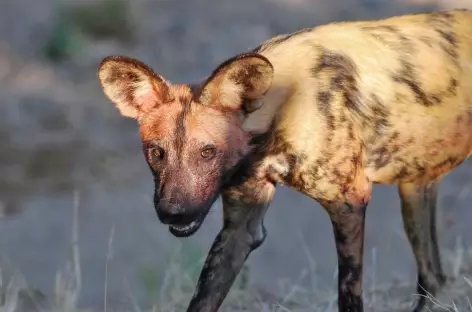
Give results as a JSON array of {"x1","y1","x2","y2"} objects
[{"x1": 1, "y1": 0, "x2": 472, "y2": 311}]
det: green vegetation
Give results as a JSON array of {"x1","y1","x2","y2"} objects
[{"x1": 43, "y1": 0, "x2": 134, "y2": 62}]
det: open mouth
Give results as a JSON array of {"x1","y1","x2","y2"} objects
[{"x1": 168, "y1": 211, "x2": 207, "y2": 238}]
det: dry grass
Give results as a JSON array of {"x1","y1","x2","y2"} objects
[{"x1": 0, "y1": 190, "x2": 471, "y2": 312}]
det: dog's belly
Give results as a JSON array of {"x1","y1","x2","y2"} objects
[{"x1": 365, "y1": 116, "x2": 472, "y2": 185}]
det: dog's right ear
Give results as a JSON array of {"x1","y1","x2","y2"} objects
[
  {"x1": 98, "y1": 56, "x2": 173, "y2": 119},
  {"x1": 196, "y1": 53, "x2": 274, "y2": 113}
]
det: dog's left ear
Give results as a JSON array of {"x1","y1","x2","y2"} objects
[
  {"x1": 197, "y1": 53, "x2": 274, "y2": 113},
  {"x1": 98, "y1": 55, "x2": 173, "y2": 119}
]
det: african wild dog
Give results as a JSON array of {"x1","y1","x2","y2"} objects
[{"x1": 98, "y1": 9, "x2": 472, "y2": 312}]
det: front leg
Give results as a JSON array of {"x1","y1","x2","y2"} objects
[
  {"x1": 322, "y1": 200, "x2": 368, "y2": 312},
  {"x1": 186, "y1": 180, "x2": 276, "y2": 312}
]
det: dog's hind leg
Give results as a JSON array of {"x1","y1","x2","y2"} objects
[
  {"x1": 185, "y1": 179, "x2": 276, "y2": 312},
  {"x1": 398, "y1": 181, "x2": 446, "y2": 312}
]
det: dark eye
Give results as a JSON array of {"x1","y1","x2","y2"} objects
[
  {"x1": 201, "y1": 146, "x2": 216, "y2": 159},
  {"x1": 151, "y1": 147, "x2": 164, "y2": 160}
]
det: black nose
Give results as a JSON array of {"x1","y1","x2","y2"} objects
[
  {"x1": 157, "y1": 206, "x2": 185, "y2": 224},
  {"x1": 156, "y1": 189, "x2": 187, "y2": 224}
]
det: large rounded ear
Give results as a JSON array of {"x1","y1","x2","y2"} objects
[
  {"x1": 98, "y1": 55, "x2": 173, "y2": 119},
  {"x1": 197, "y1": 53, "x2": 274, "y2": 112}
]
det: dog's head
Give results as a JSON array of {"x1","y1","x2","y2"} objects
[{"x1": 98, "y1": 53, "x2": 274, "y2": 237}]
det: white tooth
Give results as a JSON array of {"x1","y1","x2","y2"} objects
[{"x1": 171, "y1": 220, "x2": 198, "y2": 233}]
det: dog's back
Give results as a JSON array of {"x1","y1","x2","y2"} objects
[{"x1": 245, "y1": 9, "x2": 472, "y2": 188}]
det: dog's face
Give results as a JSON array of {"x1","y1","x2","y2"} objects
[{"x1": 98, "y1": 53, "x2": 274, "y2": 237}]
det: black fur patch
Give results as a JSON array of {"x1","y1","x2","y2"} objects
[
  {"x1": 362, "y1": 24, "x2": 410, "y2": 53},
  {"x1": 371, "y1": 94, "x2": 390, "y2": 136},
  {"x1": 174, "y1": 97, "x2": 192, "y2": 160},
  {"x1": 317, "y1": 91, "x2": 336, "y2": 130},
  {"x1": 393, "y1": 59, "x2": 442, "y2": 107},
  {"x1": 364, "y1": 19, "x2": 458, "y2": 107},
  {"x1": 383, "y1": 27, "x2": 444, "y2": 108},
  {"x1": 337, "y1": 254, "x2": 363, "y2": 312},
  {"x1": 311, "y1": 47, "x2": 363, "y2": 127},
  {"x1": 393, "y1": 165, "x2": 409, "y2": 181},
  {"x1": 428, "y1": 11, "x2": 459, "y2": 67},
  {"x1": 361, "y1": 25, "x2": 401, "y2": 46},
  {"x1": 222, "y1": 129, "x2": 274, "y2": 189}
]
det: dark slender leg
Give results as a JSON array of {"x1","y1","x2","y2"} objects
[
  {"x1": 323, "y1": 201, "x2": 367, "y2": 312},
  {"x1": 398, "y1": 181, "x2": 446, "y2": 312},
  {"x1": 185, "y1": 184, "x2": 275, "y2": 312}
]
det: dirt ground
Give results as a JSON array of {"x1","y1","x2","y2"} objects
[{"x1": 1, "y1": 0, "x2": 472, "y2": 311}]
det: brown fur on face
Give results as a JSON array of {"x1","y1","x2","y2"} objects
[{"x1": 98, "y1": 53, "x2": 274, "y2": 237}]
